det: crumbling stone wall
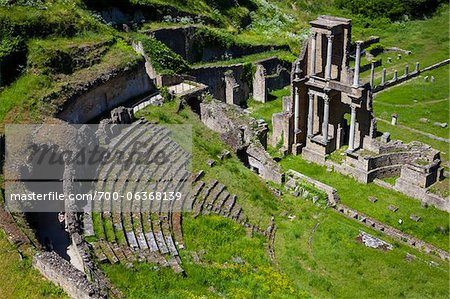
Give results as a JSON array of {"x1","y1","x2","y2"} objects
[
  {"x1": 335, "y1": 204, "x2": 450, "y2": 261},
  {"x1": 57, "y1": 61, "x2": 154, "y2": 123},
  {"x1": 190, "y1": 64, "x2": 249, "y2": 105},
  {"x1": 199, "y1": 99, "x2": 283, "y2": 184},
  {"x1": 33, "y1": 251, "x2": 105, "y2": 299},
  {"x1": 253, "y1": 57, "x2": 291, "y2": 103}
]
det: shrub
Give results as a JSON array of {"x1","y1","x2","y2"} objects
[
  {"x1": 133, "y1": 34, "x2": 190, "y2": 75},
  {"x1": 366, "y1": 43, "x2": 385, "y2": 56},
  {"x1": 0, "y1": 35, "x2": 27, "y2": 85},
  {"x1": 334, "y1": 0, "x2": 445, "y2": 21}
]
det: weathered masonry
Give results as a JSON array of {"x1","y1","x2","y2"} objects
[
  {"x1": 271, "y1": 15, "x2": 445, "y2": 210},
  {"x1": 273, "y1": 16, "x2": 375, "y2": 159}
]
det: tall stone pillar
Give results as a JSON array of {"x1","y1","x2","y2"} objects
[
  {"x1": 369, "y1": 61, "x2": 375, "y2": 88},
  {"x1": 348, "y1": 104, "x2": 356, "y2": 151},
  {"x1": 322, "y1": 95, "x2": 330, "y2": 143},
  {"x1": 353, "y1": 41, "x2": 362, "y2": 87},
  {"x1": 325, "y1": 34, "x2": 334, "y2": 80},
  {"x1": 404, "y1": 64, "x2": 409, "y2": 76},
  {"x1": 381, "y1": 68, "x2": 386, "y2": 85},
  {"x1": 294, "y1": 87, "x2": 300, "y2": 132},
  {"x1": 393, "y1": 70, "x2": 398, "y2": 81},
  {"x1": 310, "y1": 32, "x2": 317, "y2": 76},
  {"x1": 415, "y1": 62, "x2": 420, "y2": 73},
  {"x1": 307, "y1": 91, "x2": 314, "y2": 138}
]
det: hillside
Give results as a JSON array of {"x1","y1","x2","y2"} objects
[{"x1": 0, "y1": 0, "x2": 449, "y2": 298}]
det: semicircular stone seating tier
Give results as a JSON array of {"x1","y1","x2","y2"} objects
[{"x1": 82, "y1": 119, "x2": 274, "y2": 273}]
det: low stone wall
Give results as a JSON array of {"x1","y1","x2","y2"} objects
[
  {"x1": 335, "y1": 203, "x2": 449, "y2": 261},
  {"x1": 286, "y1": 169, "x2": 339, "y2": 204},
  {"x1": 33, "y1": 251, "x2": 105, "y2": 299},
  {"x1": 57, "y1": 61, "x2": 154, "y2": 123},
  {"x1": 373, "y1": 59, "x2": 450, "y2": 93},
  {"x1": 395, "y1": 178, "x2": 449, "y2": 212}
]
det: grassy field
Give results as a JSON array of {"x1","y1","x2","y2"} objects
[
  {"x1": 247, "y1": 87, "x2": 289, "y2": 132},
  {"x1": 276, "y1": 196, "x2": 449, "y2": 298},
  {"x1": 104, "y1": 101, "x2": 450, "y2": 298},
  {"x1": 373, "y1": 66, "x2": 449, "y2": 139},
  {"x1": 357, "y1": 5, "x2": 449, "y2": 84},
  {"x1": 280, "y1": 155, "x2": 449, "y2": 251},
  {"x1": 0, "y1": 231, "x2": 67, "y2": 299}
]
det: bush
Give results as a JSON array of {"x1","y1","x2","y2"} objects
[
  {"x1": 334, "y1": 0, "x2": 445, "y2": 21},
  {"x1": 133, "y1": 34, "x2": 190, "y2": 75},
  {"x1": 366, "y1": 43, "x2": 385, "y2": 56},
  {"x1": 0, "y1": 35, "x2": 27, "y2": 85}
]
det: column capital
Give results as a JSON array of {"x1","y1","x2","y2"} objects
[
  {"x1": 307, "y1": 90, "x2": 314, "y2": 96},
  {"x1": 323, "y1": 94, "x2": 330, "y2": 103},
  {"x1": 310, "y1": 31, "x2": 317, "y2": 39},
  {"x1": 355, "y1": 40, "x2": 363, "y2": 46},
  {"x1": 326, "y1": 34, "x2": 334, "y2": 41},
  {"x1": 350, "y1": 103, "x2": 357, "y2": 110}
]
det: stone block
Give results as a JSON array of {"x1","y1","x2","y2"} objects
[
  {"x1": 410, "y1": 214, "x2": 421, "y2": 222},
  {"x1": 381, "y1": 132, "x2": 390, "y2": 143},
  {"x1": 368, "y1": 196, "x2": 378, "y2": 203},
  {"x1": 419, "y1": 118, "x2": 429, "y2": 123},
  {"x1": 388, "y1": 205, "x2": 398, "y2": 212},
  {"x1": 206, "y1": 159, "x2": 216, "y2": 167}
]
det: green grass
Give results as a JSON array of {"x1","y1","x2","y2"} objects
[
  {"x1": 357, "y1": 5, "x2": 449, "y2": 84},
  {"x1": 0, "y1": 230, "x2": 67, "y2": 299},
  {"x1": 373, "y1": 66, "x2": 449, "y2": 139},
  {"x1": 102, "y1": 215, "x2": 303, "y2": 298},
  {"x1": 192, "y1": 50, "x2": 296, "y2": 67},
  {"x1": 276, "y1": 195, "x2": 450, "y2": 298},
  {"x1": 280, "y1": 155, "x2": 450, "y2": 251},
  {"x1": 248, "y1": 87, "x2": 289, "y2": 132}
]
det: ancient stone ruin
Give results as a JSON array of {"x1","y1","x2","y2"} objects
[{"x1": 271, "y1": 15, "x2": 445, "y2": 210}]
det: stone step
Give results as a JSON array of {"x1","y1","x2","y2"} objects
[
  {"x1": 190, "y1": 181, "x2": 205, "y2": 209},
  {"x1": 90, "y1": 241, "x2": 108, "y2": 263},
  {"x1": 154, "y1": 229, "x2": 169, "y2": 255},
  {"x1": 193, "y1": 180, "x2": 218, "y2": 218},
  {"x1": 203, "y1": 183, "x2": 225, "y2": 215},
  {"x1": 213, "y1": 191, "x2": 230, "y2": 213},
  {"x1": 125, "y1": 230, "x2": 139, "y2": 249},
  {"x1": 144, "y1": 232, "x2": 159, "y2": 252},
  {"x1": 99, "y1": 241, "x2": 119, "y2": 264},
  {"x1": 223, "y1": 195, "x2": 237, "y2": 216},
  {"x1": 170, "y1": 212, "x2": 184, "y2": 249},
  {"x1": 168, "y1": 257, "x2": 184, "y2": 274}
]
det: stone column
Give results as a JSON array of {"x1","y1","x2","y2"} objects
[
  {"x1": 310, "y1": 32, "x2": 317, "y2": 76},
  {"x1": 393, "y1": 70, "x2": 398, "y2": 81},
  {"x1": 369, "y1": 61, "x2": 375, "y2": 88},
  {"x1": 381, "y1": 68, "x2": 386, "y2": 85},
  {"x1": 353, "y1": 41, "x2": 362, "y2": 87},
  {"x1": 404, "y1": 64, "x2": 409, "y2": 77},
  {"x1": 348, "y1": 104, "x2": 356, "y2": 151},
  {"x1": 294, "y1": 87, "x2": 300, "y2": 132},
  {"x1": 325, "y1": 34, "x2": 334, "y2": 80},
  {"x1": 322, "y1": 95, "x2": 330, "y2": 143},
  {"x1": 415, "y1": 62, "x2": 420, "y2": 73},
  {"x1": 307, "y1": 91, "x2": 314, "y2": 138}
]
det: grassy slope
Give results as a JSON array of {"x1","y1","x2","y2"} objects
[
  {"x1": 356, "y1": 6, "x2": 449, "y2": 83},
  {"x1": 102, "y1": 101, "x2": 449, "y2": 298},
  {"x1": 373, "y1": 66, "x2": 449, "y2": 139},
  {"x1": 276, "y1": 196, "x2": 449, "y2": 298},
  {"x1": 0, "y1": 231, "x2": 67, "y2": 299},
  {"x1": 280, "y1": 155, "x2": 449, "y2": 251}
]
